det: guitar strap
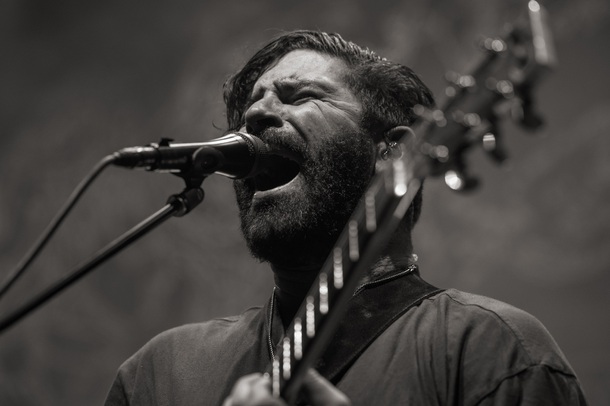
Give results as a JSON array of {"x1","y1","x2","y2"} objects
[{"x1": 315, "y1": 267, "x2": 443, "y2": 384}]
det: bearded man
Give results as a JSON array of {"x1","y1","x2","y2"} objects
[{"x1": 105, "y1": 31, "x2": 587, "y2": 405}]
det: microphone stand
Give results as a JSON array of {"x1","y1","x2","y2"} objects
[{"x1": 0, "y1": 185, "x2": 204, "y2": 333}]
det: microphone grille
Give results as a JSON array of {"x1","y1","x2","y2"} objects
[
  {"x1": 235, "y1": 132, "x2": 272, "y2": 177},
  {"x1": 240, "y1": 132, "x2": 271, "y2": 156}
]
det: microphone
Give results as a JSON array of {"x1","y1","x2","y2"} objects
[{"x1": 112, "y1": 133, "x2": 271, "y2": 179}]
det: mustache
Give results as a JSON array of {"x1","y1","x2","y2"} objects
[{"x1": 256, "y1": 127, "x2": 308, "y2": 158}]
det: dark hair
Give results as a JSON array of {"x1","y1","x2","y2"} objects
[{"x1": 223, "y1": 30, "x2": 434, "y2": 228}]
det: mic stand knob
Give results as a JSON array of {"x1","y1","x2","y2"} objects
[{"x1": 168, "y1": 187, "x2": 205, "y2": 217}]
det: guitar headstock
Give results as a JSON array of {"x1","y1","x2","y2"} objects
[{"x1": 408, "y1": 0, "x2": 556, "y2": 191}]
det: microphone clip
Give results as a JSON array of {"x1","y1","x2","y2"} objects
[{"x1": 155, "y1": 137, "x2": 209, "y2": 188}]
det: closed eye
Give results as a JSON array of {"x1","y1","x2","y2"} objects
[{"x1": 291, "y1": 91, "x2": 322, "y2": 105}]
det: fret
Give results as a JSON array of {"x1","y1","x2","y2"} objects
[
  {"x1": 383, "y1": 159, "x2": 394, "y2": 192},
  {"x1": 364, "y1": 191, "x2": 377, "y2": 232},
  {"x1": 348, "y1": 220, "x2": 359, "y2": 261},
  {"x1": 272, "y1": 358, "x2": 280, "y2": 396},
  {"x1": 392, "y1": 159, "x2": 408, "y2": 197},
  {"x1": 332, "y1": 247, "x2": 344, "y2": 289},
  {"x1": 319, "y1": 273, "x2": 329, "y2": 314},
  {"x1": 395, "y1": 178, "x2": 421, "y2": 220},
  {"x1": 282, "y1": 337, "x2": 291, "y2": 380},
  {"x1": 293, "y1": 318, "x2": 303, "y2": 360},
  {"x1": 305, "y1": 296, "x2": 315, "y2": 338}
]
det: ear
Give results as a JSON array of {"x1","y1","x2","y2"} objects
[{"x1": 375, "y1": 126, "x2": 416, "y2": 172}]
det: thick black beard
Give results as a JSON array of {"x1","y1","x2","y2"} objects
[{"x1": 234, "y1": 129, "x2": 375, "y2": 269}]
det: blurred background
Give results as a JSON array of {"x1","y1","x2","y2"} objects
[{"x1": 1, "y1": 0, "x2": 608, "y2": 404}]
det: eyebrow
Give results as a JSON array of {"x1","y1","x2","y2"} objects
[
  {"x1": 276, "y1": 77, "x2": 337, "y2": 94},
  {"x1": 247, "y1": 77, "x2": 338, "y2": 105}
]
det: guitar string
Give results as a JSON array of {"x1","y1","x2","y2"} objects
[
  {"x1": 266, "y1": 262, "x2": 417, "y2": 362},
  {"x1": 268, "y1": 286, "x2": 277, "y2": 361}
]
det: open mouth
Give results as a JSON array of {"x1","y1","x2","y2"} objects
[{"x1": 254, "y1": 154, "x2": 301, "y2": 192}]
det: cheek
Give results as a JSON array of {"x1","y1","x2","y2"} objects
[
  {"x1": 289, "y1": 103, "x2": 362, "y2": 139},
  {"x1": 306, "y1": 132, "x2": 376, "y2": 180},
  {"x1": 233, "y1": 180, "x2": 253, "y2": 208}
]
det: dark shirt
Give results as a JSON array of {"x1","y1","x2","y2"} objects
[{"x1": 106, "y1": 280, "x2": 586, "y2": 405}]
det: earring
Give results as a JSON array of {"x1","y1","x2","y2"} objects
[{"x1": 381, "y1": 141, "x2": 398, "y2": 160}]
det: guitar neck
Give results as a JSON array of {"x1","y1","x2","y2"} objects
[{"x1": 269, "y1": 153, "x2": 423, "y2": 402}]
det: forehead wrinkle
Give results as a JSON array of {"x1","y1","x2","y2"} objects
[
  {"x1": 244, "y1": 50, "x2": 354, "y2": 116},
  {"x1": 254, "y1": 52, "x2": 349, "y2": 93}
]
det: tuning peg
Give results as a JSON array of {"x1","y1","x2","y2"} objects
[
  {"x1": 442, "y1": 153, "x2": 479, "y2": 192},
  {"x1": 444, "y1": 168, "x2": 479, "y2": 192},
  {"x1": 445, "y1": 71, "x2": 476, "y2": 88},
  {"x1": 521, "y1": 108, "x2": 544, "y2": 130},
  {"x1": 485, "y1": 77, "x2": 515, "y2": 99},
  {"x1": 444, "y1": 71, "x2": 476, "y2": 98},
  {"x1": 513, "y1": 92, "x2": 545, "y2": 130},
  {"x1": 413, "y1": 104, "x2": 448, "y2": 127},
  {"x1": 481, "y1": 132, "x2": 508, "y2": 164},
  {"x1": 480, "y1": 120, "x2": 508, "y2": 164},
  {"x1": 478, "y1": 36, "x2": 508, "y2": 54}
]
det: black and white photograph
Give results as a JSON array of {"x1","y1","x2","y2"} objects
[{"x1": 1, "y1": 1, "x2": 608, "y2": 404}]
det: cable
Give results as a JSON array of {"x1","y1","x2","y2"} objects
[{"x1": 0, "y1": 154, "x2": 116, "y2": 300}]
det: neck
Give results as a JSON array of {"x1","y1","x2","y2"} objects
[{"x1": 272, "y1": 264, "x2": 320, "y2": 328}]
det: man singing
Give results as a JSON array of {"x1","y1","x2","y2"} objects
[{"x1": 106, "y1": 31, "x2": 586, "y2": 405}]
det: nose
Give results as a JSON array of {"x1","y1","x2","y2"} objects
[{"x1": 244, "y1": 93, "x2": 283, "y2": 134}]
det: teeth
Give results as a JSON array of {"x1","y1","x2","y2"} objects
[{"x1": 267, "y1": 144, "x2": 303, "y2": 164}]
